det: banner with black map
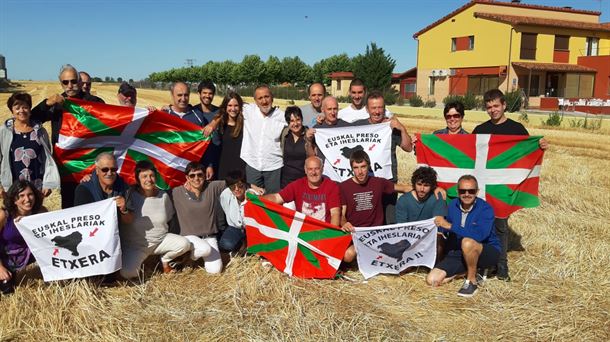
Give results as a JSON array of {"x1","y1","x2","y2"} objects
[
  {"x1": 15, "y1": 198, "x2": 121, "y2": 281},
  {"x1": 352, "y1": 218, "x2": 437, "y2": 279},
  {"x1": 314, "y1": 122, "x2": 392, "y2": 182}
]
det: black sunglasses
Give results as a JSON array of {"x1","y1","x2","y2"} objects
[
  {"x1": 458, "y1": 188, "x2": 477, "y2": 195},
  {"x1": 187, "y1": 172, "x2": 205, "y2": 179},
  {"x1": 99, "y1": 167, "x2": 118, "y2": 174},
  {"x1": 445, "y1": 114, "x2": 462, "y2": 119},
  {"x1": 61, "y1": 79, "x2": 79, "y2": 85}
]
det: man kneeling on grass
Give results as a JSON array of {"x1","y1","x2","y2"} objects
[{"x1": 427, "y1": 175, "x2": 500, "y2": 297}]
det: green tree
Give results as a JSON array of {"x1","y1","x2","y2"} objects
[
  {"x1": 216, "y1": 60, "x2": 239, "y2": 86},
  {"x1": 280, "y1": 56, "x2": 312, "y2": 85},
  {"x1": 312, "y1": 53, "x2": 353, "y2": 85},
  {"x1": 265, "y1": 56, "x2": 282, "y2": 85},
  {"x1": 238, "y1": 55, "x2": 266, "y2": 85},
  {"x1": 352, "y1": 42, "x2": 396, "y2": 103},
  {"x1": 117, "y1": 77, "x2": 123, "y2": 83}
]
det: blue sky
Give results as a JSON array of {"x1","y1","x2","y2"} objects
[{"x1": 1, "y1": 0, "x2": 608, "y2": 81}]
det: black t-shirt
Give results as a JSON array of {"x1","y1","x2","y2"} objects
[{"x1": 472, "y1": 118, "x2": 529, "y2": 135}]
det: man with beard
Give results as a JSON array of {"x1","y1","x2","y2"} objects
[
  {"x1": 240, "y1": 85, "x2": 285, "y2": 194},
  {"x1": 192, "y1": 80, "x2": 221, "y2": 179},
  {"x1": 31, "y1": 64, "x2": 106, "y2": 208}
]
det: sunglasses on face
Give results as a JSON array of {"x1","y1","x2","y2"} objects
[
  {"x1": 458, "y1": 188, "x2": 477, "y2": 195},
  {"x1": 187, "y1": 172, "x2": 205, "y2": 179},
  {"x1": 61, "y1": 79, "x2": 79, "y2": 85},
  {"x1": 445, "y1": 114, "x2": 462, "y2": 120},
  {"x1": 229, "y1": 182, "x2": 245, "y2": 191},
  {"x1": 99, "y1": 167, "x2": 118, "y2": 174}
]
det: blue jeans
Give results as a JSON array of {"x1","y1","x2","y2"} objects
[{"x1": 218, "y1": 226, "x2": 245, "y2": 252}]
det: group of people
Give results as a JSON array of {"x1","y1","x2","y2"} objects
[{"x1": 0, "y1": 64, "x2": 548, "y2": 297}]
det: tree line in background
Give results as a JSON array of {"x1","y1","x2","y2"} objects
[{"x1": 144, "y1": 43, "x2": 400, "y2": 104}]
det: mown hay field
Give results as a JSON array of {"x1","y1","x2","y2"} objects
[{"x1": 0, "y1": 81, "x2": 609, "y2": 341}]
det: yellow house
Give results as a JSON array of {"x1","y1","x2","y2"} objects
[{"x1": 413, "y1": 0, "x2": 610, "y2": 109}]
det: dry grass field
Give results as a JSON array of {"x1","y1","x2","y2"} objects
[{"x1": 0, "y1": 81, "x2": 609, "y2": 341}]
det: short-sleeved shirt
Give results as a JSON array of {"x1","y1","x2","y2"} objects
[
  {"x1": 240, "y1": 103, "x2": 286, "y2": 171},
  {"x1": 299, "y1": 104, "x2": 321, "y2": 128},
  {"x1": 396, "y1": 192, "x2": 447, "y2": 223},
  {"x1": 472, "y1": 118, "x2": 529, "y2": 135},
  {"x1": 340, "y1": 176, "x2": 395, "y2": 227},
  {"x1": 279, "y1": 177, "x2": 340, "y2": 223},
  {"x1": 171, "y1": 181, "x2": 225, "y2": 237}
]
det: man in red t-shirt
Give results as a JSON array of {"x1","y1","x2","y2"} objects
[
  {"x1": 263, "y1": 156, "x2": 341, "y2": 226},
  {"x1": 339, "y1": 150, "x2": 412, "y2": 262},
  {"x1": 340, "y1": 150, "x2": 411, "y2": 229}
]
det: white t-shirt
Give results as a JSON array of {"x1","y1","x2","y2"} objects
[
  {"x1": 240, "y1": 103, "x2": 286, "y2": 171},
  {"x1": 338, "y1": 105, "x2": 392, "y2": 123}
]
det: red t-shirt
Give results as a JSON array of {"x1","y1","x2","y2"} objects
[
  {"x1": 340, "y1": 176, "x2": 395, "y2": 227},
  {"x1": 279, "y1": 177, "x2": 341, "y2": 223}
]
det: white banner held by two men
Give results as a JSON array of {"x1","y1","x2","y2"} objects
[
  {"x1": 315, "y1": 122, "x2": 392, "y2": 182},
  {"x1": 15, "y1": 198, "x2": 121, "y2": 281},
  {"x1": 352, "y1": 218, "x2": 437, "y2": 279}
]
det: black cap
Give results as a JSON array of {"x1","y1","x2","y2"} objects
[{"x1": 118, "y1": 82, "x2": 136, "y2": 97}]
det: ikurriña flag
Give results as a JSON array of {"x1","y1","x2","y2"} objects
[
  {"x1": 415, "y1": 133, "x2": 544, "y2": 218},
  {"x1": 244, "y1": 193, "x2": 352, "y2": 279},
  {"x1": 54, "y1": 99, "x2": 210, "y2": 189}
]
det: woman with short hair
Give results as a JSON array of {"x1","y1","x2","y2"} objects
[
  {"x1": 280, "y1": 106, "x2": 316, "y2": 188},
  {"x1": 120, "y1": 161, "x2": 190, "y2": 279},
  {"x1": 434, "y1": 101, "x2": 469, "y2": 135},
  {"x1": 0, "y1": 92, "x2": 59, "y2": 198}
]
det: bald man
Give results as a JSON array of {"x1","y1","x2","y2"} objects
[{"x1": 263, "y1": 156, "x2": 341, "y2": 226}]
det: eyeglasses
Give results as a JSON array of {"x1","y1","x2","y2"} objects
[
  {"x1": 61, "y1": 79, "x2": 79, "y2": 85},
  {"x1": 457, "y1": 188, "x2": 477, "y2": 195},
  {"x1": 99, "y1": 167, "x2": 118, "y2": 174},
  {"x1": 187, "y1": 172, "x2": 205, "y2": 179},
  {"x1": 229, "y1": 182, "x2": 245, "y2": 191},
  {"x1": 445, "y1": 114, "x2": 462, "y2": 120}
]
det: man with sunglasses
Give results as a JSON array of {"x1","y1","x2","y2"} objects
[
  {"x1": 73, "y1": 152, "x2": 132, "y2": 223},
  {"x1": 171, "y1": 161, "x2": 226, "y2": 274},
  {"x1": 427, "y1": 175, "x2": 500, "y2": 298},
  {"x1": 32, "y1": 64, "x2": 106, "y2": 208},
  {"x1": 79, "y1": 71, "x2": 104, "y2": 103},
  {"x1": 472, "y1": 89, "x2": 549, "y2": 281}
]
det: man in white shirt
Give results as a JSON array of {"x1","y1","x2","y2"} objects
[
  {"x1": 240, "y1": 85, "x2": 286, "y2": 193},
  {"x1": 338, "y1": 78, "x2": 392, "y2": 123}
]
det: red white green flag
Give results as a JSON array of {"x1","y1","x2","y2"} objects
[
  {"x1": 54, "y1": 99, "x2": 210, "y2": 189},
  {"x1": 245, "y1": 193, "x2": 352, "y2": 279},
  {"x1": 415, "y1": 133, "x2": 544, "y2": 218}
]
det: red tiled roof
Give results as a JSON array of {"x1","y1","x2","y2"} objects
[
  {"x1": 327, "y1": 71, "x2": 353, "y2": 79},
  {"x1": 393, "y1": 67, "x2": 417, "y2": 79},
  {"x1": 475, "y1": 12, "x2": 610, "y2": 32},
  {"x1": 413, "y1": 0, "x2": 600, "y2": 38},
  {"x1": 512, "y1": 62, "x2": 597, "y2": 72}
]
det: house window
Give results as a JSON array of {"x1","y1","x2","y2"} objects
[
  {"x1": 405, "y1": 83, "x2": 416, "y2": 93},
  {"x1": 337, "y1": 80, "x2": 341, "y2": 91},
  {"x1": 520, "y1": 33, "x2": 537, "y2": 60},
  {"x1": 608, "y1": 76, "x2": 610, "y2": 95},
  {"x1": 554, "y1": 35, "x2": 569, "y2": 51},
  {"x1": 467, "y1": 75, "x2": 499, "y2": 95},
  {"x1": 429, "y1": 77, "x2": 435, "y2": 96},
  {"x1": 585, "y1": 37, "x2": 599, "y2": 56},
  {"x1": 451, "y1": 36, "x2": 474, "y2": 51}
]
